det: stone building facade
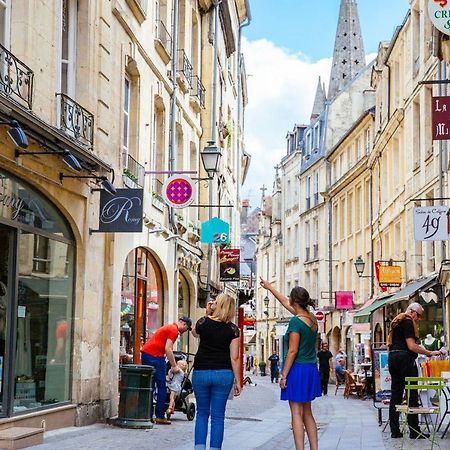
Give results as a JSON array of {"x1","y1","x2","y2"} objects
[{"x1": 0, "y1": 0, "x2": 250, "y2": 431}]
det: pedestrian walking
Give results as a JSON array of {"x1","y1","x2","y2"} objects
[
  {"x1": 268, "y1": 351, "x2": 280, "y2": 383},
  {"x1": 259, "y1": 277, "x2": 320, "y2": 450},
  {"x1": 317, "y1": 342, "x2": 333, "y2": 395},
  {"x1": 140, "y1": 316, "x2": 192, "y2": 425},
  {"x1": 191, "y1": 293, "x2": 242, "y2": 450},
  {"x1": 387, "y1": 302, "x2": 442, "y2": 439}
]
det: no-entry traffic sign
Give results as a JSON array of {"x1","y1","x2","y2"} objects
[{"x1": 315, "y1": 310, "x2": 325, "y2": 323}]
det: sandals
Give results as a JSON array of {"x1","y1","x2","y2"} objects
[{"x1": 166, "y1": 406, "x2": 175, "y2": 416}]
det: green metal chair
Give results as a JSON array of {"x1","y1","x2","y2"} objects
[{"x1": 395, "y1": 376, "x2": 445, "y2": 450}]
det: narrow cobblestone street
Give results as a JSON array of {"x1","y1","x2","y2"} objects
[{"x1": 30, "y1": 375, "x2": 450, "y2": 450}]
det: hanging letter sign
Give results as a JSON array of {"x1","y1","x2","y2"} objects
[
  {"x1": 413, "y1": 206, "x2": 450, "y2": 241},
  {"x1": 98, "y1": 188, "x2": 144, "y2": 233}
]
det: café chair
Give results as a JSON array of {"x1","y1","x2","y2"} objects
[
  {"x1": 335, "y1": 372, "x2": 345, "y2": 395},
  {"x1": 436, "y1": 384, "x2": 450, "y2": 438},
  {"x1": 343, "y1": 370, "x2": 364, "y2": 399},
  {"x1": 396, "y1": 377, "x2": 444, "y2": 450}
]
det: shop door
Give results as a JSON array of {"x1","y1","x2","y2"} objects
[{"x1": 0, "y1": 224, "x2": 15, "y2": 417}]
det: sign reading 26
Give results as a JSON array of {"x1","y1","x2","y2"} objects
[{"x1": 214, "y1": 232, "x2": 229, "y2": 243}]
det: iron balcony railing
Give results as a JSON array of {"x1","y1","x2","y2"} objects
[
  {"x1": 155, "y1": 20, "x2": 172, "y2": 58},
  {"x1": 123, "y1": 153, "x2": 145, "y2": 187},
  {"x1": 190, "y1": 75, "x2": 205, "y2": 108},
  {"x1": 57, "y1": 93, "x2": 94, "y2": 149},
  {"x1": 0, "y1": 44, "x2": 34, "y2": 109},
  {"x1": 177, "y1": 49, "x2": 193, "y2": 86}
]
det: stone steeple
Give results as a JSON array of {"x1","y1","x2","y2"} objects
[
  {"x1": 310, "y1": 77, "x2": 326, "y2": 120},
  {"x1": 328, "y1": 0, "x2": 365, "y2": 100}
]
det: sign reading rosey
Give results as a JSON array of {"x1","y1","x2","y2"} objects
[
  {"x1": 99, "y1": 188, "x2": 143, "y2": 232},
  {"x1": 162, "y1": 175, "x2": 196, "y2": 209},
  {"x1": 428, "y1": 0, "x2": 450, "y2": 36}
]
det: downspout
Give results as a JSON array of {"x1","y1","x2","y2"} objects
[
  {"x1": 236, "y1": 1, "x2": 252, "y2": 212},
  {"x1": 205, "y1": 0, "x2": 221, "y2": 302},
  {"x1": 168, "y1": 0, "x2": 179, "y2": 233}
]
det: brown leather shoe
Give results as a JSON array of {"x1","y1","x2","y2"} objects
[{"x1": 155, "y1": 418, "x2": 171, "y2": 425}]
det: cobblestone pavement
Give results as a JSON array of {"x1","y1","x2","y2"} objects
[{"x1": 30, "y1": 375, "x2": 450, "y2": 450}]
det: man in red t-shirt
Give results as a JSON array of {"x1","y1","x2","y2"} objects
[{"x1": 141, "y1": 316, "x2": 192, "y2": 424}]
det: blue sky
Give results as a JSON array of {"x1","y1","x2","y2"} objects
[
  {"x1": 243, "y1": 0, "x2": 410, "y2": 61},
  {"x1": 241, "y1": 0, "x2": 411, "y2": 208}
]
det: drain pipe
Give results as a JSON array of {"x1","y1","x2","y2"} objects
[
  {"x1": 205, "y1": 0, "x2": 222, "y2": 302},
  {"x1": 236, "y1": 1, "x2": 252, "y2": 212},
  {"x1": 168, "y1": 0, "x2": 179, "y2": 233}
]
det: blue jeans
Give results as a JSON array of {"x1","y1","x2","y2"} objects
[
  {"x1": 141, "y1": 352, "x2": 166, "y2": 419},
  {"x1": 192, "y1": 369, "x2": 234, "y2": 450}
]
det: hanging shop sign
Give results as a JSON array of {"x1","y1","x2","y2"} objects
[
  {"x1": 162, "y1": 175, "x2": 196, "y2": 209},
  {"x1": 98, "y1": 188, "x2": 143, "y2": 232},
  {"x1": 428, "y1": 0, "x2": 450, "y2": 36},
  {"x1": 200, "y1": 217, "x2": 230, "y2": 244},
  {"x1": 432, "y1": 96, "x2": 450, "y2": 140},
  {"x1": 219, "y1": 248, "x2": 240, "y2": 282},
  {"x1": 335, "y1": 291, "x2": 354, "y2": 310},
  {"x1": 378, "y1": 264, "x2": 402, "y2": 288},
  {"x1": 413, "y1": 206, "x2": 450, "y2": 240},
  {"x1": 375, "y1": 261, "x2": 388, "y2": 293}
]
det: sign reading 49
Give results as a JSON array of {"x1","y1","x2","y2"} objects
[{"x1": 413, "y1": 206, "x2": 450, "y2": 241}]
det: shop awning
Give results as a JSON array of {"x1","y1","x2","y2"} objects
[
  {"x1": 386, "y1": 274, "x2": 438, "y2": 305},
  {"x1": 353, "y1": 295, "x2": 393, "y2": 324}
]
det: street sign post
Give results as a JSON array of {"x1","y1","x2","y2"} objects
[{"x1": 315, "y1": 310, "x2": 325, "y2": 323}]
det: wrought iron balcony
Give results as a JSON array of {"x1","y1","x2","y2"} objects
[
  {"x1": 0, "y1": 44, "x2": 34, "y2": 109},
  {"x1": 57, "y1": 93, "x2": 94, "y2": 149},
  {"x1": 155, "y1": 20, "x2": 172, "y2": 58},
  {"x1": 123, "y1": 153, "x2": 145, "y2": 187},
  {"x1": 190, "y1": 75, "x2": 206, "y2": 108},
  {"x1": 177, "y1": 49, "x2": 193, "y2": 87}
]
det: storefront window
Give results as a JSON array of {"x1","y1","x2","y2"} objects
[
  {"x1": 121, "y1": 248, "x2": 163, "y2": 364},
  {"x1": 0, "y1": 168, "x2": 75, "y2": 416},
  {"x1": 15, "y1": 233, "x2": 74, "y2": 412},
  {"x1": 178, "y1": 273, "x2": 190, "y2": 352}
]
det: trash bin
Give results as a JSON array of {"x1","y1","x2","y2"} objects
[{"x1": 112, "y1": 364, "x2": 155, "y2": 429}]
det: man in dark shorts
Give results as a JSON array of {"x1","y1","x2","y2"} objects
[
  {"x1": 388, "y1": 302, "x2": 441, "y2": 439},
  {"x1": 317, "y1": 342, "x2": 333, "y2": 395}
]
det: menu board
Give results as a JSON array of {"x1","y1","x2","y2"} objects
[{"x1": 372, "y1": 346, "x2": 391, "y2": 406}]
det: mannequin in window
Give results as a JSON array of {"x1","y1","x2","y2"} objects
[{"x1": 421, "y1": 334, "x2": 440, "y2": 351}]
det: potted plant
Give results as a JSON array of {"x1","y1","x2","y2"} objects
[{"x1": 258, "y1": 361, "x2": 266, "y2": 376}]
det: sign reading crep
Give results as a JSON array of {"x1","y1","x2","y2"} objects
[
  {"x1": 428, "y1": 0, "x2": 450, "y2": 35},
  {"x1": 98, "y1": 188, "x2": 143, "y2": 233}
]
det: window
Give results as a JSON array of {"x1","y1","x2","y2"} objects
[
  {"x1": 0, "y1": 0, "x2": 10, "y2": 48},
  {"x1": 314, "y1": 171, "x2": 319, "y2": 205},
  {"x1": 123, "y1": 76, "x2": 131, "y2": 159},
  {"x1": 313, "y1": 122, "x2": 320, "y2": 150},
  {"x1": 60, "y1": 0, "x2": 77, "y2": 96},
  {"x1": 306, "y1": 176, "x2": 311, "y2": 209},
  {"x1": 305, "y1": 130, "x2": 312, "y2": 155},
  {"x1": 33, "y1": 235, "x2": 51, "y2": 274}
]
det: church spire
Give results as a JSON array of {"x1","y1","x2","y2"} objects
[
  {"x1": 310, "y1": 77, "x2": 326, "y2": 120},
  {"x1": 328, "y1": 0, "x2": 365, "y2": 99}
]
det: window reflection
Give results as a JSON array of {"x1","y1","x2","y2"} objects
[{"x1": 14, "y1": 231, "x2": 73, "y2": 412}]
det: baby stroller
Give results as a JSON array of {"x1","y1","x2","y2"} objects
[{"x1": 154, "y1": 351, "x2": 196, "y2": 421}]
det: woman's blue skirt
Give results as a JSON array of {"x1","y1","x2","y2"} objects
[{"x1": 280, "y1": 362, "x2": 322, "y2": 403}]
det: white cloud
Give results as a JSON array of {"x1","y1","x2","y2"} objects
[{"x1": 241, "y1": 37, "x2": 332, "y2": 208}]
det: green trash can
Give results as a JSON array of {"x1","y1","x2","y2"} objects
[{"x1": 112, "y1": 364, "x2": 155, "y2": 429}]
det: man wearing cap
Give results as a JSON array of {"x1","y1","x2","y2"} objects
[
  {"x1": 141, "y1": 316, "x2": 192, "y2": 425},
  {"x1": 388, "y1": 302, "x2": 442, "y2": 439}
]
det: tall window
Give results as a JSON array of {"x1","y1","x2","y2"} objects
[
  {"x1": 306, "y1": 176, "x2": 311, "y2": 209},
  {"x1": 0, "y1": 0, "x2": 10, "y2": 48},
  {"x1": 60, "y1": 0, "x2": 77, "y2": 96},
  {"x1": 123, "y1": 76, "x2": 131, "y2": 161}
]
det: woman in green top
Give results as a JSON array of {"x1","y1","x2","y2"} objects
[{"x1": 260, "y1": 277, "x2": 320, "y2": 450}]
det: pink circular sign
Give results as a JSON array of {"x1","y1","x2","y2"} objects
[{"x1": 162, "y1": 175, "x2": 196, "y2": 209}]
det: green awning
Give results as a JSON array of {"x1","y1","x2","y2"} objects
[
  {"x1": 386, "y1": 274, "x2": 437, "y2": 305},
  {"x1": 353, "y1": 295, "x2": 393, "y2": 324}
]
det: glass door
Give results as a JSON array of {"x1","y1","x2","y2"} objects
[{"x1": 0, "y1": 224, "x2": 14, "y2": 416}]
